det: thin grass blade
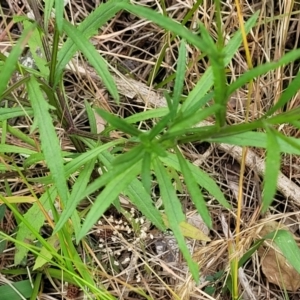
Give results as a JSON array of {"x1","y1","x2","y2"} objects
[
  {"x1": 77, "y1": 161, "x2": 141, "y2": 242},
  {"x1": 160, "y1": 153, "x2": 231, "y2": 209},
  {"x1": 175, "y1": 147, "x2": 212, "y2": 228},
  {"x1": 27, "y1": 76, "x2": 68, "y2": 205},
  {"x1": 62, "y1": 21, "x2": 118, "y2": 101},
  {"x1": 262, "y1": 126, "x2": 281, "y2": 212},
  {"x1": 95, "y1": 108, "x2": 141, "y2": 137},
  {"x1": 55, "y1": 0, "x2": 124, "y2": 85},
  {"x1": 171, "y1": 39, "x2": 186, "y2": 118},
  {"x1": 153, "y1": 157, "x2": 199, "y2": 282},
  {"x1": 0, "y1": 23, "x2": 36, "y2": 96}
]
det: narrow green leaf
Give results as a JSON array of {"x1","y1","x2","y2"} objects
[
  {"x1": 65, "y1": 140, "x2": 124, "y2": 177},
  {"x1": 153, "y1": 157, "x2": 199, "y2": 282},
  {"x1": 85, "y1": 142, "x2": 166, "y2": 231},
  {"x1": 0, "y1": 107, "x2": 33, "y2": 122},
  {"x1": 62, "y1": 21, "x2": 119, "y2": 101},
  {"x1": 95, "y1": 108, "x2": 141, "y2": 137},
  {"x1": 55, "y1": 0, "x2": 124, "y2": 86},
  {"x1": 160, "y1": 154, "x2": 231, "y2": 209},
  {"x1": 27, "y1": 76, "x2": 68, "y2": 205},
  {"x1": 147, "y1": 112, "x2": 172, "y2": 140},
  {"x1": 125, "y1": 107, "x2": 169, "y2": 124},
  {"x1": 112, "y1": 145, "x2": 144, "y2": 166},
  {"x1": 262, "y1": 126, "x2": 281, "y2": 212},
  {"x1": 172, "y1": 40, "x2": 186, "y2": 117},
  {"x1": 23, "y1": 20, "x2": 49, "y2": 78},
  {"x1": 209, "y1": 130, "x2": 300, "y2": 156},
  {"x1": 84, "y1": 100, "x2": 97, "y2": 134},
  {"x1": 0, "y1": 144, "x2": 36, "y2": 155},
  {"x1": 54, "y1": 158, "x2": 97, "y2": 234},
  {"x1": 175, "y1": 148, "x2": 212, "y2": 228},
  {"x1": 0, "y1": 23, "x2": 36, "y2": 96},
  {"x1": 55, "y1": 0, "x2": 64, "y2": 33},
  {"x1": 266, "y1": 70, "x2": 300, "y2": 116},
  {"x1": 274, "y1": 230, "x2": 300, "y2": 274},
  {"x1": 141, "y1": 152, "x2": 152, "y2": 194},
  {"x1": 15, "y1": 187, "x2": 57, "y2": 265},
  {"x1": 169, "y1": 105, "x2": 221, "y2": 134},
  {"x1": 0, "y1": 280, "x2": 33, "y2": 299},
  {"x1": 77, "y1": 161, "x2": 141, "y2": 242},
  {"x1": 44, "y1": 0, "x2": 55, "y2": 31},
  {"x1": 198, "y1": 25, "x2": 227, "y2": 126},
  {"x1": 181, "y1": 11, "x2": 259, "y2": 112},
  {"x1": 125, "y1": 179, "x2": 165, "y2": 231},
  {"x1": 227, "y1": 48, "x2": 300, "y2": 98}
]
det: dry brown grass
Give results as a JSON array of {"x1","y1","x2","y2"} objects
[{"x1": 1, "y1": 0, "x2": 300, "y2": 299}]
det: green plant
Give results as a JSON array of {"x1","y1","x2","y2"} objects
[{"x1": 1, "y1": 0, "x2": 300, "y2": 299}]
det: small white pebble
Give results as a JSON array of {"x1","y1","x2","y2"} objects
[
  {"x1": 111, "y1": 237, "x2": 117, "y2": 242},
  {"x1": 150, "y1": 234, "x2": 154, "y2": 239},
  {"x1": 98, "y1": 220, "x2": 102, "y2": 225},
  {"x1": 114, "y1": 260, "x2": 119, "y2": 266},
  {"x1": 115, "y1": 225, "x2": 120, "y2": 229},
  {"x1": 99, "y1": 238, "x2": 104, "y2": 243},
  {"x1": 121, "y1": 257, "x2": 130, "y2": 265},
  {"x1": 113, "y1": 230, "x2": 118, "y2": 235},
  {"x1": 140, "y1": 231, "x2": 147, "y2": 239},
  {"x1": 140, "y1": 218, "x2": 144, "y2": 224},
  {"x1": 99, "y1": 244, "x2": 104, "y2": 248}
]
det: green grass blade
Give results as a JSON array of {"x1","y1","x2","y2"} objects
[
  {"x1": 84, "y1": 100, "x2": 97, "y2": 134},
  {"x1": 147, "y1": 112, "x2": 172, "y2": 140},
  {"x1": 27, "y1": 76, "x2": 68, "y2": 205},
  {"x1": 0, "y1": 107, "x2": 33, "y2": 122},
  {"x1": 65, "y1": 140, "x2": 124, "y2": 176},
  {"x1": 273, "y1": 230, "x2": 300, "y2": 274},
  {"x1": 125, "y1": 179, "x2": 165, "y2": 231},
  {"x1": 0, "y1": 280, "x2": 33, "y2": 299},
  {"x1": 112, "y1": 145, "x2": 145, "y2": 166},
  {"x1": 266, "y1": 70, "x2": 300, "y2": 116},
  {"x1": 0, "y1": 144, "x2": 36, "y2": 156},
  {"x1": 141, "y1": 152, "x2": 152, "y2": 194},
  {"x1": 54, "y1": 0, "x2": 64, "y2": 33},
  {"x1": 95, "y1": 108, "x2": 141, "y2": 136},
  {"x1": 54, "y1": 158, "x2": 97, "y2": 233},
  {"x1": 160, "y1": 154, "x2": 231, "y2": 209},
  {"x1": 169, "y1": 104, "x2": 221, "y2": 134},
  {"x1": 62, "y1": 21, "x2": 118, "y2": 101},
  {"x1": 262, "y1": 126, "x2": 281, "y2": 212},
  {"x1": 175, "y1": 147, "x2": 212, "y2": 228},
  {"x1": 172, "y1": 39, "x2": 186, "y2": 118},
  {"x1": 23, "y1": 20, "x2": 49, "y2": 78},
  {"x1": 153, "y1": 157, "x2": 199, "y2": 282},
  {"x1": 44, "y1": 0, "x2": 55, "y2": 31},
  {"x1": 181, "y1": 11, "x2": 259, "y2": 112},
  {"x1": 227, "y1": 49, "x2": 300, "y2": 98},
  {"x1": 117, "y1": 3, "x2": 204, "y2": 52},
  {"x1": 15, "y1": 187, "x2": 57, "y2": 265},
  {"x1": 209, "y1": 131, "x2": 300, "y2": 156},
  {"x1": 0, "y1": 23, "x2": 36, "y2": 96},
  {"x1": 77, "y1": 161, "x2": 141, "y2": 242},
  {"x1": 55, "y1": 0, "x2": 124, "y2": 86},
  {"x1": 87, "y1": 143, "x2": 166, "y2": 231}
]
